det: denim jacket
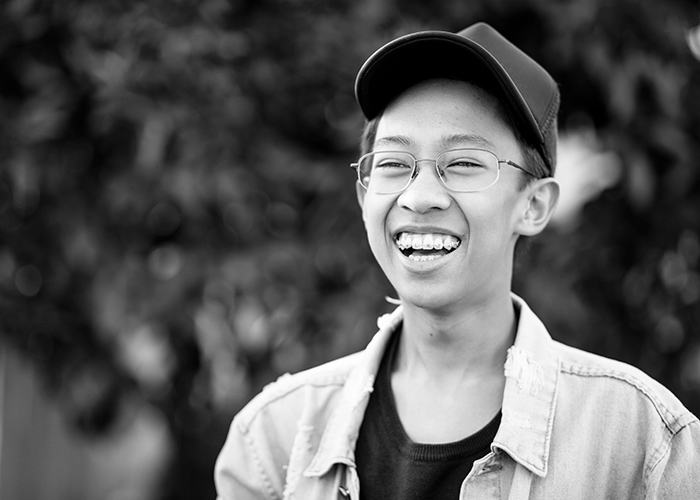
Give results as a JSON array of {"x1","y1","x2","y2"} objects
[{"x1": 214, "y1": 295, "x2": 700, "y2": 499}]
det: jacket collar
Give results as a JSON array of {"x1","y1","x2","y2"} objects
[
  {"x1": 304, "y1": 305, "x2": 403, "y2": 477},
  {"x1": 304, "y1": 294, "x2": 558, "y2": 478},
  {"x1": 494, "y1": 294, "x2": 559, "y2": 477}
]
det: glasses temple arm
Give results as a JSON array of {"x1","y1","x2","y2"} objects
[{"x1": 500, "y1": 160, "x2": 536, "y2": 177}]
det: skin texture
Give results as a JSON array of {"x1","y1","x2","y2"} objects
[{"x1": 355, "y1": 79, "x2": 560, "y2": 442}]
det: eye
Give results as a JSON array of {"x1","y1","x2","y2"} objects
[
  {"x1": 375, "y1": 158, "x2": 412, "y2": 169},
  {"x1": 445, "y1": 157, "x2": 487, "y2": 169}
]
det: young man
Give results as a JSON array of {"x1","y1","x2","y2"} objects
[{"x1": 215, "y1": 23, "x2": 700, "y2": 499}]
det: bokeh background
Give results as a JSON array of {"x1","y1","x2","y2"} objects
[{"x1": 1, "y1": 0, "x2": 699, "y2": 498}]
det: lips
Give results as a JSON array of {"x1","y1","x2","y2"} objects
[{"x1": 395, "y1": 232, "x2": 461, "y2": 261}]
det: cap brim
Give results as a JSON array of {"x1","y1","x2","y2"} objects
[{"x1": 354, "y1": 31, "x2": 543, "y2": 145}]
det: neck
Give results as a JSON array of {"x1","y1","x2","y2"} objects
[{"x1": 396, "y1": 292, "x2": 516, "y2": 381}]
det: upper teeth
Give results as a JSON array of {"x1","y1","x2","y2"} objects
[{"x1": 396, "y1": 233, "x2": 461, "y2": 251}]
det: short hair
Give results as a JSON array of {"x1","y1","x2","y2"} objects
[{"x1": 359, "y1": 80, "x2": 553, "y2": 190}]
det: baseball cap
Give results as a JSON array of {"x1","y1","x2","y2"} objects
[{"x1": 354, "y1": 22, "x2": 559, "y2": 174}]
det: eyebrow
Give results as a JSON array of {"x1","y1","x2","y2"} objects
[
  {"x1": 373, "y1": 133, "x2": 496, "y2": 151},
  {"x1": 374, "y1": 135, "x2": 414, "y2": 148},
  {"x1": 438, "y1": 134, "x2": 496, "y2": 151}
]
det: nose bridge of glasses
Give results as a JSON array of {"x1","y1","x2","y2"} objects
[{"x1": 413, "y1": 157, "x2": 446, "y2": 181}]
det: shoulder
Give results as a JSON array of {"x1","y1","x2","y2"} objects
[
  {"x1": 214, "y1": 351, "x2": 368, "y2": 498},
  {"x1": 234, "y1": 350, "x2": 364, "y2": 432},
  {"x1": 553, "y1": 341, "x2": 697, "y2": 433}
]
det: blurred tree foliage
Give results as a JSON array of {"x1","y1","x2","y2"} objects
[{"x1": 1, "y1": 0, "x2": 699, "y2": 498}]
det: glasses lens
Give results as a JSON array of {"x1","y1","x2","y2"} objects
[
  {"x1": 437, "y1": 149, "x2": 499, "y2": 192},
  {"x1": 358, "y1": 152, "x2": 414, "y2": 193}
]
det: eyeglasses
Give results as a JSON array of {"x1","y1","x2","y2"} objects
[{"x1": 350, "y1": 149, "x2": 534, "y2": 194}]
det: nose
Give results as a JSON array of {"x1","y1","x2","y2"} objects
[{"x1": 397, "y1": 160, "x2": 452, "y2": 213}]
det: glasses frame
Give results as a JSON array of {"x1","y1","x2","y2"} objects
[{"x1": 350, "y1": 148, "x2": 535, "y2": 194}]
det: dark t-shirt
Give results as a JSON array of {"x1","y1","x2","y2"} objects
[{"x1": 355, "y1": 329, "x2": 502, "y2": 500}]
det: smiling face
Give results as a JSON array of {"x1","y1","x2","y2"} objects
[{"x1": 357, "y1": 79, "x2": 537, "y2": 314}]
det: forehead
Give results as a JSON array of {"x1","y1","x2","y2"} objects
[{"x1": 374, "y1": 79, "x2": 518, "y2": 153}]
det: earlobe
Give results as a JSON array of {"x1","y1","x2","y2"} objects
[
  {"x1": 517, "y1": 178, "x2": 560, "y2": 236},
  {"x1": 355, "y1": 181, "x2": 366, "y2": 211}
]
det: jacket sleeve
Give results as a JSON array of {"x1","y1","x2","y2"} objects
[
  {"x1": 651, "y1": 418, "x2": 700, "y2": 499},
  {"x1": 214, "y1": 413, "x2": 284, "y2": 500}
]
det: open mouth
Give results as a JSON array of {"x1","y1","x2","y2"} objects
[{"x1": 395, "y1": 232, "x2": 461, "y2": 262}]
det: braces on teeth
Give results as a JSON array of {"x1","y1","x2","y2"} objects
[
  {"x1": 396, "y1": 232, "x2": 461, "y2": 262},
  {"x1": 396, "y1": 233, "x2": 461, "y2": 251},
  {"x1": 408, "y1": 254, "x2": 440, "y2": 262}
]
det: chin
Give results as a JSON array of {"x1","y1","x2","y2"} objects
[{"x1": 395, "y1": 286, "x2": 458, "y2": 312}]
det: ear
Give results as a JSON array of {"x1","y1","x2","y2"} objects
[
  {"x1": 355, "y1": 181, "x2": 367, "y2": 217},
  {"x1": 516, "y1": 178, "x2": 560, "y2": 237}
]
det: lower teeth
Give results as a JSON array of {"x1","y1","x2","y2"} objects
[{"x1": 409, "y1": 254, "x2": 439, "y2": 262}]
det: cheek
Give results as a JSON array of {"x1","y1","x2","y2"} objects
[
  {"x1": 362, "y1": 194, "x2": 389, "y2": 225},
  {"x1": 460, "y1": 199, "x2": 519, "y2": 251},
  {"x1": 362, "y1": 197, "x2": 394, "y2": 251}
]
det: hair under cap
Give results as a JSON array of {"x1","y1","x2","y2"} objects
[{"x1": 354, "y1": 22, "x2": 560, "y2": 174}]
